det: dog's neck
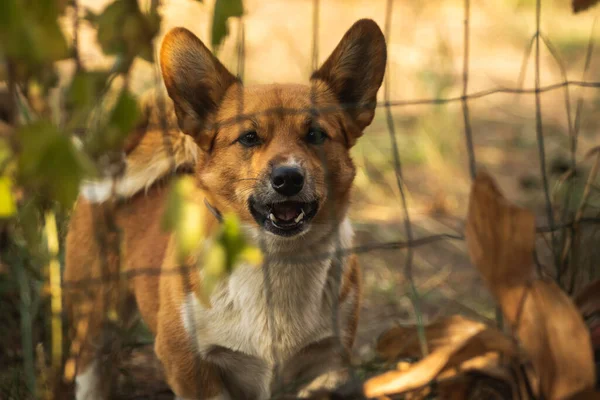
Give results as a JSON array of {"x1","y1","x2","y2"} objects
[{"x1": 184, "y1": 216, "x2": 355, "y2": 365}]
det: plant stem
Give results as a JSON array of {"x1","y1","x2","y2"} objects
[{"x1": 45, "y1": 211, "x2": 63, "y2": 370}]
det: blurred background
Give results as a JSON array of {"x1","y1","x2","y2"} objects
[{"x1": 1, "y1": 0, "x2": 599, "y2": 398}]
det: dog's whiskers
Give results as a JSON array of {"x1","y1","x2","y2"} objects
[{"x1": 234, "y1": 178, "x2": 261, "y2": 182}]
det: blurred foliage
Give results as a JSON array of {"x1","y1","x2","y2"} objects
[
  {"x1": 163, "y1": 176, "x2": 261, "y2": 306},
  {"x1": 0, "y1": 0, "x2": 244, "y2": 396},
  {"x1": 0, "y1": 0, "x2": 68, "y2": 86},
  {"x1": 163, "y1": 176, "x2": 207, "y2": 261},
  {"x1": 0, "y1": 177, "x2": 17, "y2": 217},
  {"x1": 17, "y1": 121, "x2": 94, "y2": 208},
  {"x1": 202, "y1": 212, "x2": 263, "y2": 298},
  {"x1": 212, "y1": 0, "x2": 244, "y2": 51},
  {"x1": 85, "y1": 89, "x2": 140, "y2": 158},
  {"x1": 86, "y1": 0, "x2": 160, "y2": 69}
]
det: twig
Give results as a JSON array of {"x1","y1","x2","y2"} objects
[
  {"x1": 534, "y1": 0, "x2": 558, "y2": 267},
  {"x1": 45, "y1": 211, "x2": 63, "y2": 370},
  {"x1": 384, "y1": 0, "x2": 427, "y2": 357},
  {"x1": 72, "y1": 0, "x2": 82, "y2": 72},
  {"x1": 462, "y1": 0, "x2": 476, "y2": 180}
]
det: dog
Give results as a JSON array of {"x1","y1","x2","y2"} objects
[{"x1": 63, "y1": 19, "x2": 386, "y2": 400}]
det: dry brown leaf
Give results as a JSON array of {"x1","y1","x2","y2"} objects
[
  {"x1": 377, "y1": 315, "x2": 486, "y2": 361},
  {"x1": 436, "y1": 353, "x2": 512, "y2": 383},
  {"x1": 465, "y1": 172, "x2": 535, "y2": 297},
  {"x1": 513, "y1": 280, "x2": 595, "y2": 398},
  {"x1": 376, "y1": 315, "x2": 517, "y2": 367},
  {"x1": 573, "y1": 0, "x2": 600, "y2": 13},
  {"x1": 466, "y1": 172, "x2": 595, "y2": 399},
  {"x1": 365, "y1": 323, "x2": 517, "y2": 398}
]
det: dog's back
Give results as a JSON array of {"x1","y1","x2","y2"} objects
[{"x1": 63, "y1": 87, "x2": 200, "y2": 398}]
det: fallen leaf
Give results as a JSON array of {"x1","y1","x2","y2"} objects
[
  {"x1": 377, "y1": 315, "x2": 487, "y2": 362},
  {"x1": 466, "y1": 172, "x2": 595, "y2": 399},
  {"x1": 366, "y1": 320, "x2": 517, "y2": 398}
]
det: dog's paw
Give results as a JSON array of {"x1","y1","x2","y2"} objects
[{"x1": 296, "y1": 368, "x2": 349, "y2": 398}]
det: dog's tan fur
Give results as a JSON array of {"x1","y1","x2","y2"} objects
[{"x1": 64, "y1": 19, "x2": 386, "y2": 400}]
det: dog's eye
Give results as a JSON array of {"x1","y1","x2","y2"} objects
[
  {"x1": 306, "y1": 128, "x2": 328, "y2": 145},
  {"x1": 237, "y1": 131, "x2": 261, "y2": 147}
]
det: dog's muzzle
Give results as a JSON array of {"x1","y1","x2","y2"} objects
[{"x1": 248, "y1": 165, "x2": 319, "y2": 237}]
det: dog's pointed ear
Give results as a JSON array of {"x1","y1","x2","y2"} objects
[
  {"x1": 160, "y1": 28, "x2": 238, "y2": 151},
  {"x1": 311, "y1": 19, "x2": 386, "y2": 133}
]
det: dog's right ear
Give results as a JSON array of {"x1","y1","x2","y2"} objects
[{"x1": 160, "y1": 28, "x2": 238, "y2": 151}]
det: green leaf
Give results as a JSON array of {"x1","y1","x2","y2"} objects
[
  {"x1": 17, "y1": 121, "x2": 95, "y2": 208},
  {"x1": 18, "y1": 199, "x2": 44, "y2": 259},
  {"x1": 202, "y1": 243, "x2": 227, "y2": 297},
  {"x1": 219, "y1": 212, "x2": 247, "y2": 271},
  {"x1": 0, "y1": 136, "x2": 14, "y2": 172},
  {"x1": 94, "y1": 0, "x2": 161, "y2": 66},
  {"x1": 162, "y1": 176, "x2": 206, "y2": 261},
  {"x1": 0, "y1": 0, "x2": 68, "y2": 65},
  {"x1": 161, "y1": 177, "x2": 262, "y2": 306},
  {"x1": 211, "y1": 0, "x2": 244, "y2": 51},
  {"x1": 0, "y1": 177, "x2": 16, "y2": 218},
  {"x1": 96, "y1": 0, "x2": 136, "y2": 56},
  {"x1": 110, "y1": 90, "x2": 140, "y2": 134},
  {"x1": 84, "y1": 8, "x2": 98, "y2": 24},
  {"x1": 66, "y1": 71, "x2": 110, "y2": 111},
  {"x1": 85, "y1": 89, "x2": 140, "y2": 156}
]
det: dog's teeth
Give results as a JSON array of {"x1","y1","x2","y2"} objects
[
  {"x1": 269, "y1": 213, "x2": 277, "y2": 222},
  {"x1": 294, "y1": 209, "x2": 305, "y2": 223}
]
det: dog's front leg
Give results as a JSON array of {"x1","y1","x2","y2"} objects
[
  {"x1": 276, "y1": 336, "x2": 350, "y2": 398},
  {"x1": 204, "y1": 346, "x2": 271, "y2": 400},
  {"x1": 284, "y1": 256, "x2": 362, "y2": 398},
  {"x1": 155, "y1": 306, "x2": 227, "y2": 400}
]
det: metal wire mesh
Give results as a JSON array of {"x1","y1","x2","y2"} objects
[{"x1": 5, "y1": 0, "x2": 600, "y2": 398}]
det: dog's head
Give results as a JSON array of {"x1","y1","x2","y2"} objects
[{"x1": 160, "y1": 20, "x2": 386, "y2": 247}]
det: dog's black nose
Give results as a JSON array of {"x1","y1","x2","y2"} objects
[{"x1": 271, "y1": 166, "x2": 304, "y2": 196}]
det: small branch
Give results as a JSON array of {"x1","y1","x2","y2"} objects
[
  {"x1": 45, "y1": 211, "x2": 63, "y2": 371},
  {"x1": 72, "y1": 0, "x2": 82, "y2": 72},
  {"x1": 6, "y1": 60, "x2": 18, "y2": 127}
]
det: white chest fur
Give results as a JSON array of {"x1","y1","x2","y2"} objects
[{"x1": 180, "y1": 219, "x2": 354, "y2": 366}]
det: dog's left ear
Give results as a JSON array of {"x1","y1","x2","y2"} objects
[{"x1": 311, "y1": 19, "x2": 387, "y2": 134}]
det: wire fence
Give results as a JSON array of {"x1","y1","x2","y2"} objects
[
  {"x1": 3, "y1": 0, "x2": 600, "y2": 398},
  {"x1": 63, "y1": 0, "x2": 600, "y2": 393}
]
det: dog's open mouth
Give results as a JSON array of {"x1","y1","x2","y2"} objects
[{"x1": 249, "y1": 198, "x2": 319, "y2": 237}]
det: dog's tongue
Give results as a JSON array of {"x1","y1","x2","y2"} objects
[{"x1": 273, "y1": 203, "x2": 300, "y2": 221}]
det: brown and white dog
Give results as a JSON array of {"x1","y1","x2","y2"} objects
[{"x1": 64, "y1": 19, "x2": 386, "y2": 400}]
